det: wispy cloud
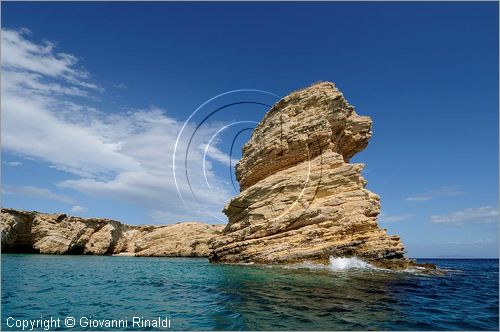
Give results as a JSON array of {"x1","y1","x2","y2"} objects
[
  {"x1": 379, "y1": 213, "x2": 414, "y2": 223},
  {"x1": 1, "y1": 28, "x2": 233, "y2": 223},
  {"x1": 2, "y1": 185, "x2": 77, "y2": 205},
  {"x1": 113, "y1": 83, "x2": 127, "y2": 90},
  {"x1": 405, "y1": 185, "x2": 463, "y2": 202},
  {"x1": 430, "y1": 206, "x2": 498, "y2": 226},
  {"x1": 447, "y1": 238, "x2": 493, "y2": 245},
  {"x1": 71, "y1": 205, "x2": 88, "y2": 213},
  {"x1": 405, "y1": 196, "x2": 432, "y2": 202},
  {"x1": 1, "y1": 28, "x2": 100, "y2": 91},
  {"x1": 202, "y1": 143, "x2": 233, "y2": 166},
  {"x1": 2, "y1": 28, "x2": 137, "y2": 177},
  {"x1": 5, "y1": 161, "x2": 22, "y2": 167}
]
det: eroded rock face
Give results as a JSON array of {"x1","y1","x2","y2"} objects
[
  {"x1": 210, "y1": 82, "x2": 412, "y2": 269},
  {"x1": 1, "y1": 208, "x2": 224, "y2": 257}
]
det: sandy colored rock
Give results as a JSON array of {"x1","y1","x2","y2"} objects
[
  {"x1": 210, "y1": 82, "x2": 414, "y2": 269},
  {"x1": 1, "y1": 208, "x2": 224, "y2": 257}
]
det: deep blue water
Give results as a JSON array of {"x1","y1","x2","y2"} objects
[{"x1": 1, "y1": 255, "x2": 498, "y2": 331}]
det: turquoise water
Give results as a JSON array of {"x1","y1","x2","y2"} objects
[{"x1": 1, "y1": 254, "x2": 498, "y2": 330}]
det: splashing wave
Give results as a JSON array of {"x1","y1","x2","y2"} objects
[
  {"x1": 282, "y1": 256, "x2": 376, "y2": 271},
  {"x1": 328, "y1": 256, "x2": 375, "y2": 271}
]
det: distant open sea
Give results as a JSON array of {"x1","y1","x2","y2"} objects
[{"x1": 1, "y1": 254, "x2": 498, "y2": 331}]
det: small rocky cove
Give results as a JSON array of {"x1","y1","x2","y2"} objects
[{"x1": 1, "y1": 82, "x2": 432, "y2": 270}]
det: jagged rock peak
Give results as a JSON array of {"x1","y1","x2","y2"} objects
[{"x1": 235, "y1": 81, "x2": 372, "y2": 191}]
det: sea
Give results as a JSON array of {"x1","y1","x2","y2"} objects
[{"x1": 1, "y1": 254, "x2": 498, "y2": 331}]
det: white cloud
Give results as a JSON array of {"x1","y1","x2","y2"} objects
[
  {"x1": 2, "y1": 185, "x2": 77, "y2": 205},
  {"x1": 474, "y1": 237, "x2": 493, "y2": 244},
  {"x1": 379, "y1": 213, "x2": 414, "y2": 223},
  {"x1": 1, "y1": 28, "x2": 99, "y2": 90},
  {"x1": 405, "y1": 185, "x2": 462, "y2": 202},
  {"x1": 55, "y1": 109, "x2": 234, "y2": 222},
  {"x1": 71, "y1": 205, "x2": 88, "y2": 213},
  {"x1": 113, "y1": 83, "x2": 127, "y2": 90},
  {"x1": 202, "y1": 143, "x2": 232, "y2": 166},
  {"x1": 2, "y1": 29, "x2": 138, "y2": 177},
  {"x1": 430, "y1": 206, "x2": 499, "y2": 226},
  {"x1": 1, "y1": 28, "x2": 233, "y2": 224},
  {"x1": 405, "y1": 196, "x2": 432, "y2": 202},
  {"x1": 447, "y1": 238, "x2": 493, "y2": 245},
  {"x1": 6, "y1": 161, "x2": 22, "y2": 167}
]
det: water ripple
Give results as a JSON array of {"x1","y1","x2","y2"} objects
[{"x1": 1, "y1": 255, "x2": 498, "y2": 330}]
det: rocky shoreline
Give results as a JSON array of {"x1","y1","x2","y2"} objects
[
  {"x1": 1, "y1": 208, "x2": 223, "y2": 257},
  {"x1": 1, "y1": 82, "x2": 432, "y2": 270},
  {"x1": 0, "y1": 207, "x2": 434, "y2": 270}
]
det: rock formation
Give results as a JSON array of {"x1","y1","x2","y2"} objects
[
  {"x1": 210, "y1": 82, "x2": 415, "y2": 269},
  {"x1": 1, "y1": 208, "x2": 224, "y2": 257}
]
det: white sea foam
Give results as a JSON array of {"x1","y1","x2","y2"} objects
[
  {"x1": 281, "y1": 256, "x2": 443, "y2": 275},
  {"x1": 328, "y1": 256, "x2": 375, "y2": 271},
  {"x1": 402, "y1": 266, "x2": 426, "y2": 273},
  {"x1": 283, "y1": 256, "x2": 376, "y2": 272},
  {"x1": 285, "y1": 261, "x2": 326, "y2": 270}
]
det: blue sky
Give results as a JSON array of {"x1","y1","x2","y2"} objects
[{"x1": 1, "y1": 2, "x2": 498, "y2": 258}]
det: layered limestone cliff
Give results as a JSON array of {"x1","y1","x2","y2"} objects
[
  {"x1": 210, "y1": 82, "x2": 415, "y2": 269},
  {"x1": 1, "y1": 208, "x2": 224, "y2": 257}
]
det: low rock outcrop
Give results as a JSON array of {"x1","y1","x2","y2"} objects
[
  {"x1": 1, "y1": 208, "x2": 224, "y2": 257},
  {"x1": 210, "y1": 82, "x2": 416, "y2": 269}
]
